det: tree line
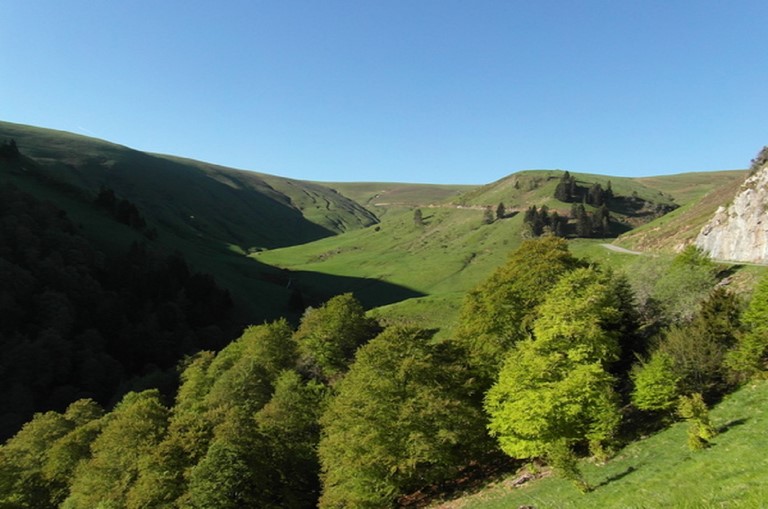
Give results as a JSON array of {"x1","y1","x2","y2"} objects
[
  {"x1": 0, "y1": 181, "x2": 234, "y2": 442},
  {"x1": 3, "y1": 236, "x2": 767, "y2": 506}
]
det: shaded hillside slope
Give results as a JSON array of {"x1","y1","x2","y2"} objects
[
  {"x1": 0, "y1": 122, "x2": 420, "y2": 323},
  {"x1": 0, "y1": 121, "x2": 377, "y2": 251}
]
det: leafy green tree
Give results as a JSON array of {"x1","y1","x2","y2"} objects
[
  {"x1": 127, "y1": 321, "x2": 304, "y2": 509},
  {"x1": 653, "y1": 247, "x2": 718, "y2": 321},
  {"x1": 631, "y1": 351, "x2": 681, "y2": 412},
  {"x1": 294, "y1": 293, "x2": 379, "y2": 381},
  {"x1": 239, "y1": 318, "x2": 297, "y2": 382},
  {"x1": 485, "y1": 268, "x2": 622, "y2": 488},
  {"x1": 0, "y1": 399, "x2": 103, "y2": 509},
  {"x1": 318, "y1": 327, "x2": 489, "y2": 508},
  {"x1": 653, "y1": 288, "x2": 740, "y2": 398},
  {"x1": 187, "y1": 412, "x2": 275, "y2": 509},
  {"x1": 204, "y1": 351, "x2": 273, "y2": 416},
  {"x1": 125, "y1": 431, "x2": 190, "y2": 509},
  {"x1": 726, "y1": 274, "x2": 768, "y2": 381},
  {"x1": 42, "y1": 400, "x2": 105, "y2": 506},
  {"x1": 455, "y1": 237, "x2": 584, "y2": 382},
  {"x1": 63, "y1": 390, "x2": 169, "y2": 509},
  {"x1": 0, "y1": 412, "x2": 72, "y2": 508},
  {"x1": 255, "y1": 370, "x2": 328, "y2": 509}
]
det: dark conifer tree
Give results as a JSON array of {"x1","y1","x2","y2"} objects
[
  {"x1": 496, "y1": 202, "x2": 506, "y2": 220},
  {"x1": 588, "y1": 183, "x2": 604, "y2": 207},
  {"x1": 413, "y1": 208, "x2": 424, "y2": 227}
]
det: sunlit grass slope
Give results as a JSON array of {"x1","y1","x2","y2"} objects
[
  {"x1": 434, "y1": 380, "x2": 768, "y2": 509},
  {"x1": 321, "y1": 181, "x2": 473, "y2": 210},
  {"x1": 258, "y1": 169, "x2": 715, "y2": 333},
  {"x1": 256, "y1": 204, "x2": 526, "y2": 325},
  {"x1": 617, "y1": 170, "x2": 747, "y2": 253}
]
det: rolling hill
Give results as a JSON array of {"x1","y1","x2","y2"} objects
[
  {"x1": 2, "y1": 120, "x2": 767, "y2": 508},
  {"x1": 1, "y1": 120, "x2": 752, "y2": 332},
  {"x1": 0, "y1": 121, "x2": 421, "y2": 322},
  {"x1": 257, "y1": 168, "x2": 749, "y2": 335},
  {"x1": 0, "y1": 121, "x2": 377, "y2": 250}
]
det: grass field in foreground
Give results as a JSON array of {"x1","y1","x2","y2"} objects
[{"x1": 433, "y1": 380, "x2": 768, "y2": 509}]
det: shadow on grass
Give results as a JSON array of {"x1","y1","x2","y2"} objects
[
  {"x1": 594, "y1": 466, "x2": 637, "y2": 489},
  {"x1": 718, "y1": 418, "x2": 748, "y2": 434},
  {"x1": 287, "y1": 268, "x2": 427, "y2": 311}
]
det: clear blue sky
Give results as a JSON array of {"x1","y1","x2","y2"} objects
[{"x1": 3, "y1": 1, "x2": 767, "y2": 184}]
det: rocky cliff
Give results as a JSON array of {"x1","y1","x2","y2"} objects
[{"x1": 696, "y1": 164, "x2": 768, "y2": 263}]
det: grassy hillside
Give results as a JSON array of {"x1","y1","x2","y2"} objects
[
  {"x1": 323, "y1": 181, "x2": 473, "y2": 219},
  {"x1": 0, "y1": 121, "x2": 377, "y2": 250},
  {"x1": 1, "y1": 120, "x2": 751, "y2": 327},
  {"x1": 256, "y1": 203, "x2": 523, "y2": 321},
  {"x1": 0, "y1": 121, "x2": 412, "y2": 322},
  {"x1": 433, "y1": 380, "x2": 768, "y2": 508},
  {"x1": 257, "y1": 169, "x2": 713, "y2": 334},
  {"x1": 616, "y1": 170, "x2": 747, "y2": 253}
]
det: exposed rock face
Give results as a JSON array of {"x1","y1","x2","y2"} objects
[{"x1": 696, "y1": 166, "x2": 768, "y2": 263}]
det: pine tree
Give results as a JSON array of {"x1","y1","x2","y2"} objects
[
  {"x1": 496, "y1": 202, "x2": 506, "y2": 220},
  {"x1": 413, "y1": 208, "x2": 424, "y2": 227}
]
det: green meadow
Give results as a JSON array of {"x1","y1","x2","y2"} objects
[{"x1": 434, "y1": 380, "x2": 768, "y2": 509}]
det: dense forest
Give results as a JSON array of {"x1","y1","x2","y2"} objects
[
  {"x1": 0, "y1": 178, "x2": 235, "y2": 441},
  {"x1": 2, "y1": 233, "x2": 767, "y2": 508}
]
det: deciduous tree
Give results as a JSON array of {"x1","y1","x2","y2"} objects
[
  {"x1": 294, "y1": 293, "x2": 379, "y2": 381},
  {"x1": 455, "y1": 237, "x2": 584, "y2": 382},
  {"x1": 318, "y1": 327, "x2": 489, "y2": 508},
  {"x1": 485, "y1": 268, "x2": 622, "y2": 488}
]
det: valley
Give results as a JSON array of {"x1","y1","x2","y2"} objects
[{"x1": 1, "y1": 121, "x2": 766, "y2": 509}]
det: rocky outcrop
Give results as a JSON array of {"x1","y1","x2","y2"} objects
[{"x1": 696, "y1": 166, "x2": 768, "y2": 263}]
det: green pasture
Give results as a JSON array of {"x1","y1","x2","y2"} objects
[{"x1": 434, "y1": 380, "x2": 768, "y2": 509}]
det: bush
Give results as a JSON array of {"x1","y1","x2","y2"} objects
[
  {"x1": 677, "y1": 393, "x2": 716, "y2": 451},
  {"x1": 631, "y1": 351, "x2": 680, "y2": 412}
]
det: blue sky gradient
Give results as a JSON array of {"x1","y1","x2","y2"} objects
[{"x1": 3, "y1": 1, "x2": 767, "y2": 183}]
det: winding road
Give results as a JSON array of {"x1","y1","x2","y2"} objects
[{"x1": 599, "y1": 243, "x2": 643, "y2": 255}]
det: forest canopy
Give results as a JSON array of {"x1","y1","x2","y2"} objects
[{"x1": 2, "y1": 232, "x2": 767, "y2": 507}]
